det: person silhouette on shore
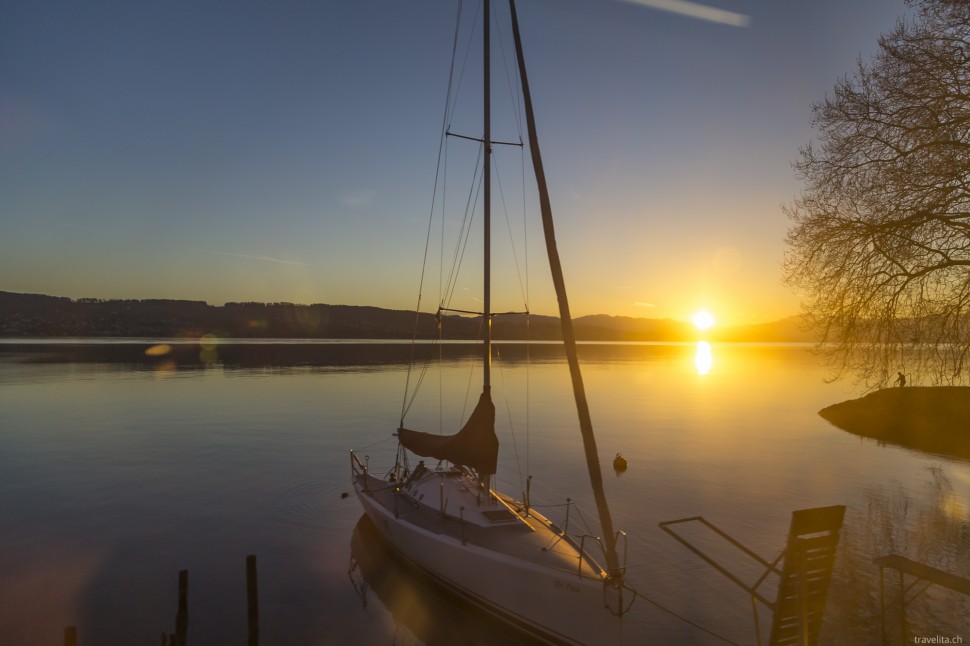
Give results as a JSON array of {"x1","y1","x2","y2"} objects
[{"x1": 895, "y1": 371, "x2": 906, "y2": 387}]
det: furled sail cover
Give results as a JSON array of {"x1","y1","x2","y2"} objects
[{"x1": 397, "y1": 389, "x2": 498, "y2": 476}]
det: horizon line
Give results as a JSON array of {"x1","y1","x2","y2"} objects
[{"x1": 0, "y1": 288, "x2": 799, "y2": 328}]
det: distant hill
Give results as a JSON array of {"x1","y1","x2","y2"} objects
[
  {"x1": 0, "y1": 290, "x2": 818, "y2": 342},
  {"x1": 707, "y1": 315, "x2": 821, "y2": 343}
]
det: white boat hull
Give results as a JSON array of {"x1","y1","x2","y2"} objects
[{"x1": 353, "y1": 471, "x2": 628, "y2": 645}]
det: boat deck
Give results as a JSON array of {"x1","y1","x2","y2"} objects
[{"x1": 356, "y1": 471, "x2": 606, "y2": 581}]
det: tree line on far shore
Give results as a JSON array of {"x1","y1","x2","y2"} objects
[{"x1": 0, "y1": 290, "x2": 817, "y2": 342}]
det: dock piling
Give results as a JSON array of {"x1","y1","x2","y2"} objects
[
  {"x1": 175, "y1": 569, "x2": 188, "y2": 646},
  {"x1": 246, "y1": 554, "x2": 259, "y2": 646}
]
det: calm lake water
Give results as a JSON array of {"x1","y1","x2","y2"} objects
[{"x1": 1, "y1": 340, "x2": 968, "y2": 645}]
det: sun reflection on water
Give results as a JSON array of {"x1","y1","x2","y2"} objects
[{"x1": 695, "y1": 341, "x2": 713, "y2": 375}]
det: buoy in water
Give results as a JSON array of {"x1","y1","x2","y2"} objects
[{"x1": 613, "y1": 453, "x2": 628, "y2": 473}]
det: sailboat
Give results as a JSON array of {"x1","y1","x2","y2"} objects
[{"x1": 350, "y1": 1, "x2": 630, "y2": 643}]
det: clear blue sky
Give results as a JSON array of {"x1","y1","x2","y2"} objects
[{"x1": 0, "y1": 0, "x2": 910, "y2": 324}]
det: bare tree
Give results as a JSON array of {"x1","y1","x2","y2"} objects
[{"x1": 784, "y1": 0, "x2": 970, "y2": 387}]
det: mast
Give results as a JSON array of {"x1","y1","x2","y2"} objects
[
  {"x1": 507, "y1": 0, "x2": 623, "y2": 579},
  {"x1": 483, "y1": 0, "x2": 492, "y2": 392}
]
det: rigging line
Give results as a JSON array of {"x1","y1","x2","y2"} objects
[
  {"x1": 521, "y1": 124, "x2": 530, "y2": 480},
  {"x1": 493, "y1": 1, "x2": 524, "y2": 137},
  {"x1": 447, "y1": 0, "x2": 481, "y2": 129},
  {"x1": 440, "y1": 141, "x2": 481, "y2": 307},
  {"x1": 459, "y1": 318, "x2": 487, "y2": 423},
  {"x1": 442, "y1": 151, "x2": 485, "y2": 310},
  {"x1": 439, "y1": 122, "x2": 448, "y2": 306},
  {"x1": 622, "y1": 586, "x2": 743, "y2": 646},
  {"x1": 355, "y1": 434, "x2": 398, "y2": 452},
  {"x1": 403, "y1": 327, "x2": 438, "y2": 419},
  {"x1": 492, "y1": 154, "x2": 529, "y2": 309},
  {"x1": 435, "y1": 1, "x2": 463, "y2": 310},
  {"x1": 525, "y1": 314, "x2": 532, "y2": 475},
  {"x1": 572, "y1": 501, "x2": 596, "y2": 538},
  {"x1": 401, "y1": 0, "x2": 465, "y2": 425},
  {"x1": 401, "y1": 338, "x2": 440, "y2": 420},
  {"x1": 438, "y1": 316, "x2": 443, "y2": 434},
  {"x1": 520, "y1": 120, "x2": 529, "y2": 309},
  {"x1": 494, "y1": 348, "x2": 525, "y2": 496}
]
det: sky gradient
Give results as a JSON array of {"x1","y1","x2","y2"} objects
[{"x1": 1, "y1": 0, "x2": 912, "y2": 325}]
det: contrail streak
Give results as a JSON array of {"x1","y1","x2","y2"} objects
[
  {"x1": 189, "y1": 248, "x2": 308, "y2": 266},
  {"x1": 620, "y1": 0, "x2": 750, "y2": 28}
]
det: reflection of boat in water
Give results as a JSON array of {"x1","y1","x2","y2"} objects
[
  {"x1": 349, "y1": 1, "x2": 631, "y2": 643},
  {"x1": 348, "y1": 514, "x2": 534, "y2": 646}
]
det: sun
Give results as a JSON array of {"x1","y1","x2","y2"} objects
[{"x1": 692, "y1": 309, "x2": 715, "y2": 331}]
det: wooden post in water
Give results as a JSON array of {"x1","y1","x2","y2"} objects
[
  {"x1": 246, "y1": 555, "x2": 259, "y2": 646},
  {"x1": 64, "y1": 626, "x2": 77, "y2": 646},
  {"x1": 175, "y1": 569, "x2": 188, "y2": 646}
]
